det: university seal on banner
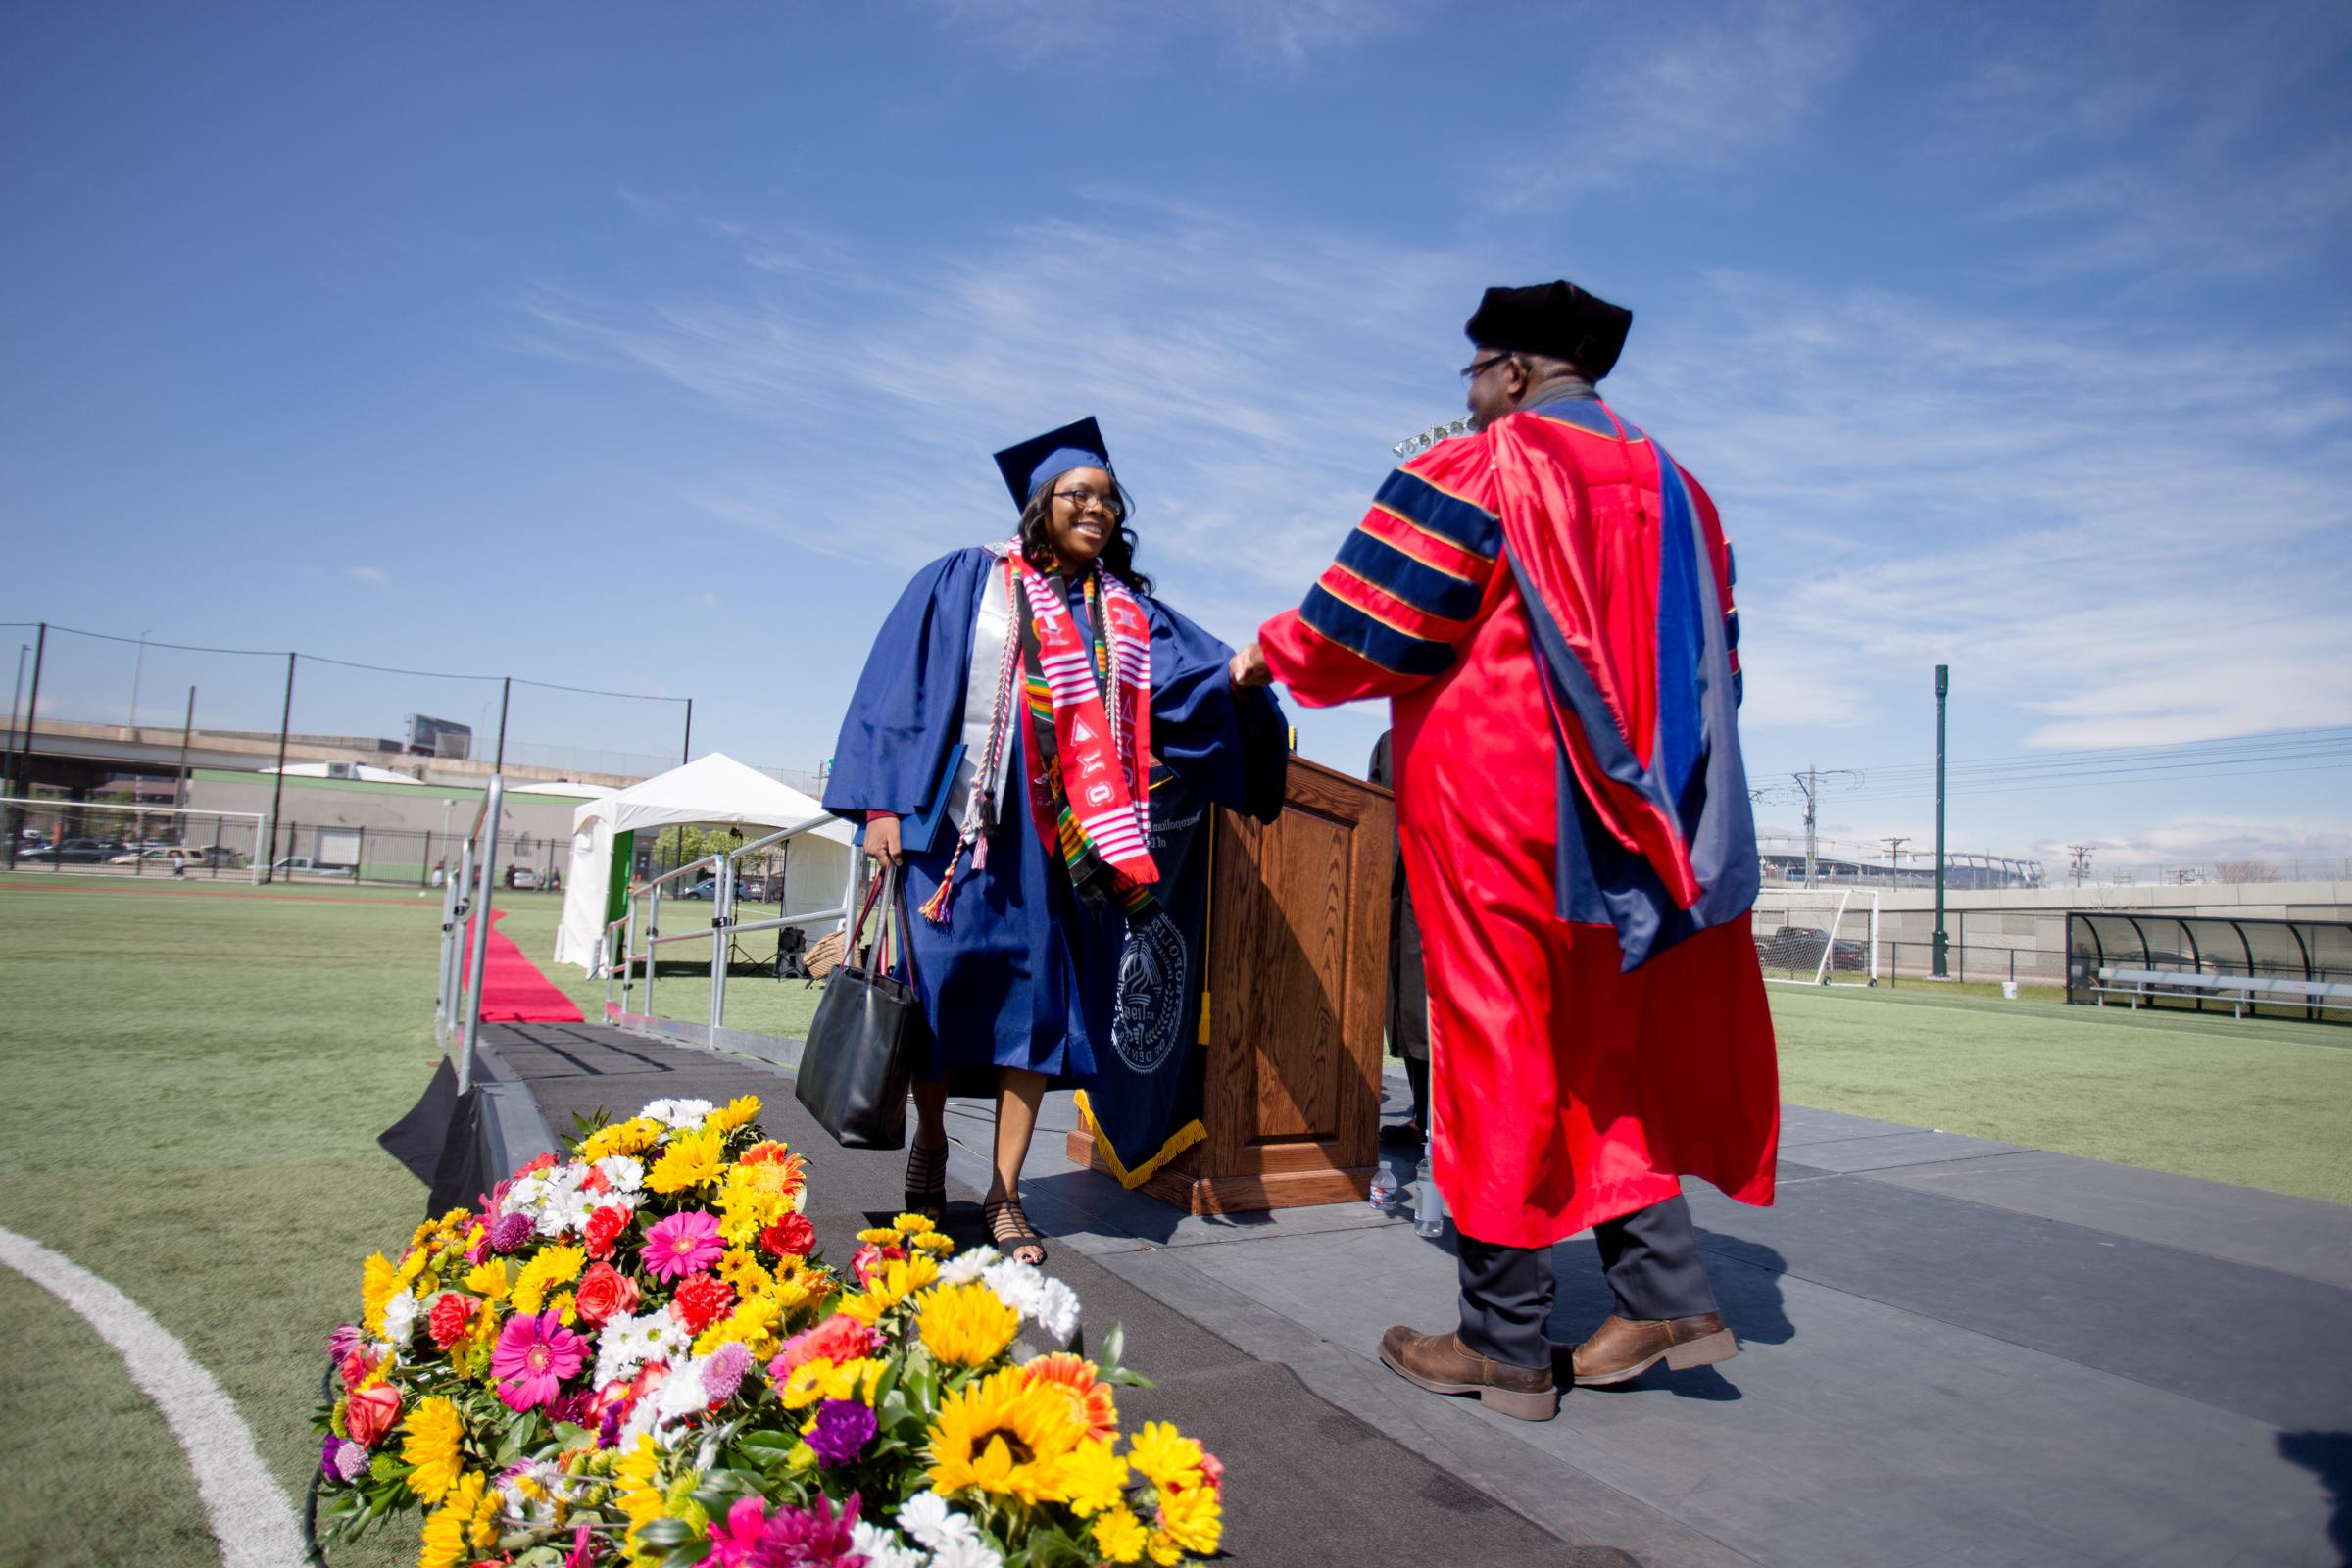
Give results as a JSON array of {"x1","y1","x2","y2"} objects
[{"x1": 1111, "y1": 910, "x2": 1188, "y2": 1073}]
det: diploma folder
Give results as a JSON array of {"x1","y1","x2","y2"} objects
[{"x1": 893, "y1": 743, "x2": 965, "y2": 858}]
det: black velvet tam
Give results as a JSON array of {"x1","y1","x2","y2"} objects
[{"x1": 1464, "y1": 280, "x2": 1633, "y2": 379}]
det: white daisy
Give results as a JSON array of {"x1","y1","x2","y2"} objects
[
  {"x1": 851, "y1": 1521, "x2": 929, "y2": 1568},
  {"x1": 594, "y1": 1154, "x2": 646, "y2": 1193},
  {"x1": 380, "y1": 1288, "x2": 419, "y2": 1346},
  {"x1": 640, "y1": 1098, "x2": 714, "y2": 1130},
  {"x1": 936, "y1": 1246, "x2": 1002, "y2": 1287}
]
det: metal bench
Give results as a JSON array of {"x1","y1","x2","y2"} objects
[{"x1": 2092, "y1": 965, "x2": 2352, "y2": 1020}]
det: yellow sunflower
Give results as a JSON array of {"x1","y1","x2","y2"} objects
[
  {"x1": 836, "y1": 1254, "x2": 940, "y2": 1325},
  {"x1": 462, "y1": 1258, "x2": 511, "y2": 1302},
  {"x1": 416, "y1": 1470, "x2": 498, "y2": 1568},
  {"x1": 918, "y1": 1282, "x2": 1019, "y2": 1369},
  {"x1": 361, "y1": 1252, "x2": 399, "y2": 1337},
  {"x1": 647, "y1": 1129, "x2": 725, "y2": 1194},
  {"x1": 779, "y1": 1355, "x2": 886, "y2": 1409},
  {"x1": 398, "y1": 1396, "x2": 466, "y2": 1504},
  {"x1": 926, "y1": 1366, "x2": 1089, "y2": 1506},
  {"x1": 579, "y1": 1115, "x2": 662, "y2": 1162},
  {"x1": 707, "y1": 1094, "x2": 761, "y2": 1133},
  {"x1": 694, "y1": 1294, "x2": 783, "y2": 1359},
  {"x1": 612, "y1": 1435, "x2": 667, "y2": 1547},
  {"x1": 511, "y1": 1244, "x2": 586, "y2": 1315}
]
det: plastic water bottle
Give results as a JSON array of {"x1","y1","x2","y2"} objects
[
  {"x1": 1367, "y1": 1160, "x2": 1400, "y2": 1215},
  {"x1": 1413, "y1": 1153, "x2": 1447, "y2": 1238}
]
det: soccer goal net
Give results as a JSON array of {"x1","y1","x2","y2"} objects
[
  {"x1": 1751, "y1": 887, "x2": 1879, "y2": 986},
  {"x1": 2, "y1": 796, "x2": 270, "y2": 885}
]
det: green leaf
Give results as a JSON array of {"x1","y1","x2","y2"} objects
[
  {"x1": 736, "y1": 1430, "x2": 798, "y2": 1458},
  {"x1": 1101, "y1": 1323, "x2": 1126, "y2": 1370},
  {"x1": 662, "y1": 1538, "x2": 715, "y2": 1567},
  {"x1": 636, "y1": 1517, "x2": 695, "y2": 1548}
]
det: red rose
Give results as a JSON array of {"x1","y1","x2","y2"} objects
[
  {"x1": 344, "y1": 1383, "x2": 401, "y2": 1447},
  {"x1": 759, "y1": 1213, "x2": 815, "y2": 1259},
  {"x1": 584, "y1": 1204, "x2": 632, "y2": 1260},
  {"x1": 338, "y1": 1348, "x2": 378, "y2": 1392},
  {"x1": 582, "y1": 1166, "x2": 612, "y2": 1196},
  {"x1": 769, "y1": 1313, "x2": 873, "y2": 1383},
  {"x1": 573, "y1": 1261, "x2": 641, "y2": 1327},
  {"x1": 514, "y1": 1152, "x2": 559, "y2": 1179},
  {"x1": 671, "y1": 1272, "x2": 736, "y2": 1333},
  {"x1": 426, "y1": 1293, "x2": 475, "y2": 1349}
]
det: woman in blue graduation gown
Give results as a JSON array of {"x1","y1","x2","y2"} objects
[{"x1": 824, "y1": 418, "x2": 1286, "y2": 1264}]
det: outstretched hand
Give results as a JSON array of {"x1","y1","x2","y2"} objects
[{"x1": 1230, "y1": 643, "x2": 1272, "y2": 689}]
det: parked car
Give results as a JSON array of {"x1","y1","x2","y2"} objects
[
  {"x1": 673, "y1": 875, "x2": 718, "y2": 900},
  {"x1": 108, "y1": 846, "x2": 204, "y2": 866},
  {"x1": 505, "y1": 865, "x2": 540, "y2": 890},
  {"x1": 1756, "y1": 925, "x2": 1867, "y2": 973},
  {"x1": 19, "y1": 837, "x2": 112, "y2": 863},
  {"x1": 270, "y1": 857, "x2": 356, "y2": 878}
]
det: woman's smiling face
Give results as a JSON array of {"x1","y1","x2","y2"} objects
[{"x1": 1042, "y1": 466, "x2": 1121, "y2": 567}]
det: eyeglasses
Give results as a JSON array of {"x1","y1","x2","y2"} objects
[
  {"x1": 1460, "y1": 353, "x2": 1515, "y2": 380},
  {"x1": 1052, "y1": 487, "x2": 1124, "y2": 518}
]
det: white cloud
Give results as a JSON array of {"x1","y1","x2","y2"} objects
[
  {"x1": 915, "y1": 0, "x2": 1421, "y2": 70},
  {"x1": 1488, "y1": 0, "x2": 1862, "y2": 208},
  {"x1": 347, "y1": 565, "x2": 389, "y2": 583},
  {"x1": 1623, "y1": 276, "x2": 2352, "y2": 750}
]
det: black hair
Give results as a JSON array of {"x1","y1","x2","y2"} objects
[{"x1": 1016, "y1": 473, "x2": 1153, "y2": 595}]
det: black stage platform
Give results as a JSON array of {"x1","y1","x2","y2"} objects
[{"x1": 384, "y1": 1021, "x2": 1643, "y2": 1567}]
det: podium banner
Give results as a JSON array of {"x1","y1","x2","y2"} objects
[{"x1": 1074, "y1": 764, "x2": 1211, "y2": 1187}]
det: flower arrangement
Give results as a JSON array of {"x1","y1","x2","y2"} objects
[{"x1": 315, "y1": 1095, "x2": 1226, "y2": 1568}]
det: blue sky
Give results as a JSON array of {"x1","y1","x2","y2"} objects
[{"x1": 5, "y1": 1, "x2": 2349, "y2": 879}]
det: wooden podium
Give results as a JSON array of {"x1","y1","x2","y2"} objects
[{"x1": 1069, "y1": 757, "x2": 1394, "y2": 1213}]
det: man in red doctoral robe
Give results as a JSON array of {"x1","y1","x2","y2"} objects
[{"x1": 1234, "y1": 280, "x2": 1779, "y2": 1421}]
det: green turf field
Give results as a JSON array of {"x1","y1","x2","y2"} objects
[{"x1": 0, "y1": 872, "x2": 2346, "y2": 1565}]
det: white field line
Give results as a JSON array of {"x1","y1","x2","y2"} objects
[{"x1": 0, "y1": 1225, "x2": 307, "y2": 1568}]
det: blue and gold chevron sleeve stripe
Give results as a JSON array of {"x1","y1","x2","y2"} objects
[
  {"x1": 1334, "y1": 528, "x2": 1486, "y2": 621},
  {"x1": 1372, "y1": 467, "x2": 1501, "y2": 561},
  {"x1": 1298, "y1": 584, "x2": 1458, "y2": 676}
]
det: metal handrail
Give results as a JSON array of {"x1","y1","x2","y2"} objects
[
  {"x1": 428, "y1": 776, "x2": 506, "y2": 1093},
  {"x1": 602, "y1": 814, "x2": 850, "y2": 1036}
]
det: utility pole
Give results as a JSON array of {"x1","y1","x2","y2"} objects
[
  {"x1": 2067, "y1": 844, "x2": 2093, "y2": 886},
  {"x1": 681, "y1": 698, "x2": 694, "y2": 765},
  {"x1": 266, "y1": 653, "x2": 296, "y2": 883},
  {"x1": 492, "y1": 676, "x2": 512, "y2": 774},
  {"x1": 176, "y1": 686, "x2": 197, "y2": 810},
  {"x1": 1933, "y1": 664, "x2": 1950, "y2": 978},
  {"x1": 1881, "y1": 836, "x2": 1910, "y2": 887},
  {"x1": 1798, "y1": 766, "x2": 1818, "y2": 888}
]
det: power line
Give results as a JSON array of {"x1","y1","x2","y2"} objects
[{"x1": 21, "y1": 621, "x2": 687, "y2": 707}]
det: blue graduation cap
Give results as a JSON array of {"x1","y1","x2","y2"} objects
[{"x1": 993, "y1": 416, "x2": 1112, "y2": 510}]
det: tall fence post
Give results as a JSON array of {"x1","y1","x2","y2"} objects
[{"x1": 265, "y1": 653, "x2": 296, "y2": 882}]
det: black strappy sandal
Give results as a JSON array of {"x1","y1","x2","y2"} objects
[
  {"x1": 983, "y1": 1196, "x2": 1048, "y2": 1267},
  {"x1": 904, "y1": 1138, "x2": 949, "y2": 1225}
]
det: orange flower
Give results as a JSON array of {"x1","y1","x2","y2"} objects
[{"x1": 1023, "y1": 1352, "x2": 1119, "y2": 1444}]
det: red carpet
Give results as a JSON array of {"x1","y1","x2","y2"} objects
[{"x1": 460, "y1": 909, "x2": 585, "y2": 1023}]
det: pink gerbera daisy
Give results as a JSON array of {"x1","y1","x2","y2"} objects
[
  {"x1": 492, "y1": 1309, "x2": 587, "y2": 1411},
  {"x1": 640, "y1": 1209, "x2": 724, "y2": 1283}
]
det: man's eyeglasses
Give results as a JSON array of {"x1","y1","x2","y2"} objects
[
  {"x1": 1460, "y1": 353, "x2": 1516, "y2": 381},
  {"x1": 1052, "y1": 487, "x2": 1124, "y2": 518}
]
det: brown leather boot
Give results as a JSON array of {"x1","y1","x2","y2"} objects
[
  {"x1": 1378, "y1": 1326, "x2": 1559, "y2": 1421},
  {"x1": 1570, "y1": 1312, "x2": 1737, "y2": 1386}
]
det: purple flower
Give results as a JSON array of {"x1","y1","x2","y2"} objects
[
  {"x1": 702, "y1": 1342, "x2": 754, "y2": 1406},
  {"x1": 747, "y1": 1492, "x2": 865, "y2": 1568},
  {"x1": 324, "y1": 1323, "x2": 366, "y2": 1363},
  {"x1": 544, "y1": 1387, "x2": 598, "y2": 1429},
  {"x1": 806, "y1": 1399, "x2": 878, "y2": 1468},
  {"x1": 319, "y1": 1436, "x2": 368, "y2": 1484},
  {"x1": 490, "y1": 1211, "x2": 535, "y2": 1253}
]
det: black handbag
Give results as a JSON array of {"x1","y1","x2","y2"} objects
[{"x1": 796, "y1": 866, "x2": 931, "y2": 1150}]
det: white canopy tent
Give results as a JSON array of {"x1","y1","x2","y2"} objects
[{"x1": 553, "y1": 753, "x2": 855, "y2": 970}]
